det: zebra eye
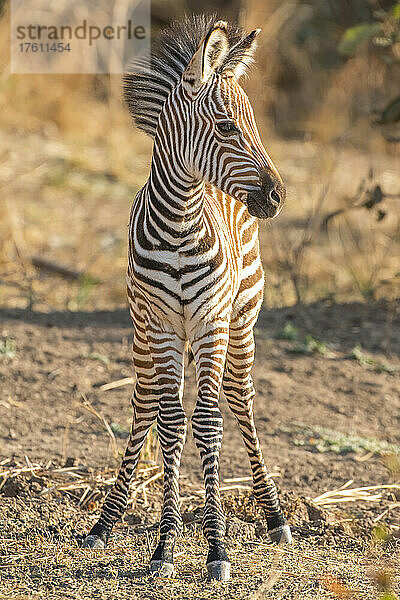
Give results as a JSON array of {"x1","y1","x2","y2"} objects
[{"x1": 216, "y1": 121, "x2": 238, "y2": 135}]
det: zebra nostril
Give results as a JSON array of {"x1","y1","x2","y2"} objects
[{"x1": 269, "y1": 189, "x2": 281, "y2": 206}]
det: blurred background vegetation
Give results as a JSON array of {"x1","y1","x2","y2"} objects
[{"x1": 0, "y1": 0, "x2": 399, "y2": 312}]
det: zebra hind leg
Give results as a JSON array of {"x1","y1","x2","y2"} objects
[
  {"x1": 82, "y1": 387, "x2": 159, "y2": 549},
  {"x1": 222, "y1": 329, "x2": 292, "y2": 545},
  {"x1": 83, "y1": 317, "x2": 160, "y2": 549}
]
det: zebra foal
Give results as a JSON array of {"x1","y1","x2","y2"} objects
[{"x1": 83, "y1": 15, "x2": 292, "y2": 580}]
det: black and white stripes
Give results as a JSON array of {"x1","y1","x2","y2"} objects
[{"x1": 83, "y1": 15, "x2": 291, "y2": 580}]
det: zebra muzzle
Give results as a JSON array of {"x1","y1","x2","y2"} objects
[{"x1": 246, "y1": 189, "x2": 282, "y2": 219}]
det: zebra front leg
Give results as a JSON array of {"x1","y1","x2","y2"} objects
[
  {"x1": 222, "y1": 327, "x2": 292, "y2": 545},
  {"x1": 191, "y1": 326, "x2": 231, "y2": 581},
  {"x1": 146, "y1": 328, "x2": 186, "y2": 577},
  {"x1": 150, "y1": 396, "x2": 187, "y2": 577}
]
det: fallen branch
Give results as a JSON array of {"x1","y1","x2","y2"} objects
[{"x1": 31, "y1": 256, "x2": 83, "y2": 280}]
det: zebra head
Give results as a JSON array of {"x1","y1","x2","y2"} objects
[
  {"x1": 181, "y1": 21, "x2": 286, "y2": 219},
  {"x1": 124, "y1": 16, "x2": 286, "y2": 219}
]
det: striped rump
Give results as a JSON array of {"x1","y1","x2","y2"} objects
[{"x1": 123, "y1": 14, "x2": 258, "y2": 137}]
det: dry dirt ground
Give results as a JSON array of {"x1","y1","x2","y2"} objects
[{"x1": 0, "y1": 300, "x2": 399, "y2": 599}]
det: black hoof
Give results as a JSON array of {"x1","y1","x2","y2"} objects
[
  {"x1": 207, "y1": 560, "x2": 231, "y2": 582},
  {"x1": 82, "y1": 535, "x2": 106, "y2": 549},
  {"x1": 269, "y1": 524, "x2": 293, "y2": 545},
  {"x1": 150, "y1": 560, "x2": 174, "y2": 578}
]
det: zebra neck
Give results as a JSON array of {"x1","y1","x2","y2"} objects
[{"x1": 145, "y1": 159, "x2": 206, "y2": 245}]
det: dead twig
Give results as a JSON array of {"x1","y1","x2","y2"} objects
[
  {"x1": 372, "y1": 503, "x2": 400, "y2": 522},
  {"x1": 313, "y1": 482, "x2": 400, "y2": 506},
  {"x1": 80, "y1": 395, "x2": 119, "y2": 460},
  {"x1": 99, "y1": 377, "x2": 135, "y2": 392},
  {"x1": 129, "y1": 470, "x2": 163, "y2": 507},
  {"x1": 31, "y1": 256, "x2": 83, "y2": 281},
  {"x1": 321, "y1": 181, "x2": 400, "y2": 231},
  {"x1": 247, "y1": 542, "x2": 285, "y2": 599}
]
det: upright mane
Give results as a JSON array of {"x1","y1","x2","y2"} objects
[{"x1": 123, "y1": 15, "x2": 256, "y2": 138}]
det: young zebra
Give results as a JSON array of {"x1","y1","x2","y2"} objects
[{"x1": 83, "y1": 15, "x2": 292, "y2": 581}]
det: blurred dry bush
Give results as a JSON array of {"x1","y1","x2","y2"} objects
[{"x1": 241, "y1": 0, "x2": 400, "y2": 145}]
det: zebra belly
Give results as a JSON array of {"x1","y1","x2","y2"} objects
[
  {"x1": 127, "y1": 264, "x2": 238, "y2": 338},
  {"x1": 127, "y1": 253, "x2": 263, "y2": 340}
]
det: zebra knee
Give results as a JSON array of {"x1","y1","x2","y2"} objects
[
  {"x1": 156, "y1": 403, "x2": 186, "y2": 541},
  {"x1": 223, "y1": 373, "x2": 254, "y2": 403},
  {"x1": 191, "y1": 402, "x2": 223, "y2": 451},
  {"x1": 156, "y1": 403, "x2": 187, "y2": 449}
]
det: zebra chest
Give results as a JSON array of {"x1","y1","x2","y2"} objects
[
  {"x1": 178, "y1": 243, "x2": 241, "y2": 324},
  {"x1": 129, "y1": 242, "x2": 240, "y2": 327}
]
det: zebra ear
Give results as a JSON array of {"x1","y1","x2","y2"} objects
[
  {"x1": 231, "y1": 29, "x2": 260, "y2": 79},
  {"x1": 183, "y1": 21, "x2": 230, "y2": 94}
]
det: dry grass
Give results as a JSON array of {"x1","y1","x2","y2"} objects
[{"x1": 0, "y1": 524, "x2": 394, "y2": 600}]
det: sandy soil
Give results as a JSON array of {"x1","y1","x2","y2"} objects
[
  {"x1": 1, "y1": 300, "x2": 399, "y2": 492},
  {"x1": 0, "y1": 300, "x2": 399, "y2": 599}
]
